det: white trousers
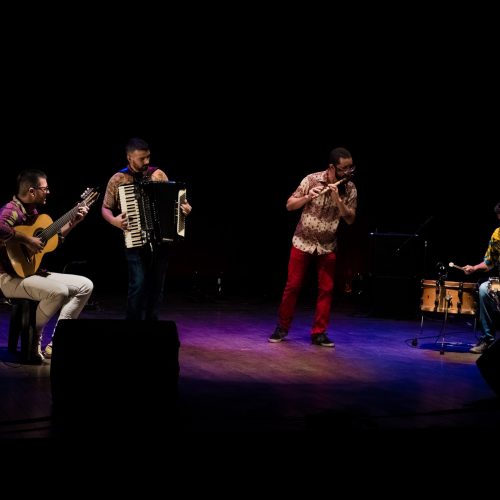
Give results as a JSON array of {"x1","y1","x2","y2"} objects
[{"x1": 0, "y1": 272, "x2": 93, "y2": 339}]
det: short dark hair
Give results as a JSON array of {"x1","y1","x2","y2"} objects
[
  {"x1": 17, "y1": 169, "x2": 47, "y2": 196},
  {"x1": 494, "y1": 202, "x2": 500, "y2": 215},
  {"x1": 126, "y1": 137, "x2": 149, "y2": 154},
  {"x1": 329, "y1": 147, "x2": 352, "y2": 166}
]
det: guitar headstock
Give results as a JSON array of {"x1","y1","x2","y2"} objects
[{"x1": 80, "y1": 187, "x2": 101, "y2": 207}]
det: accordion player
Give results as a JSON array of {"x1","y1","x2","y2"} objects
[{"x1": 118, "y1": 181, "x2": 187, "y2": 248}]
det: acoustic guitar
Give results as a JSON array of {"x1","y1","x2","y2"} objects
[{"x1": 6, "y1": 188, "x2": 100, "y2": 278}]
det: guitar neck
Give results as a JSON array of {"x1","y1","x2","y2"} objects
[{"x1": 38, "y1": 204, "x2": 81, "y2": 242}]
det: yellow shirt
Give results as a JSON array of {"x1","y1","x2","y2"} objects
[{"x1": 484, "y1": 227, "x2": 500, "y2": 270}]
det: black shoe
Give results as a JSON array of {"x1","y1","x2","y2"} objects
[
  {"x1": 469, "y1": 338, "x2": 494, "y2": 354},
  {"x1": 268, "y1": 327, "x2": 288, "y2": 343},
  {"x1": 311, "y1": 333, "x2": 335, "y2": 348}
]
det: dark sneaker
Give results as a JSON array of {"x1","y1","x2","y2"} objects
[
  {"x1": 311, "y1": 333, "x2": 335, "y2": 348},
  {"x1": 469, "y1": 338, "x2": 493, "y2": 354},
  {"x1": 268, "y1": 327, "x2": 288, "y2": 343}
]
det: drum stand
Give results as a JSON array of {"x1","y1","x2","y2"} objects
[
  {"x1": 415, "y1": 298, "x2": 476, "y2": 354},
  {"x1": 414, "y1": 295, "x2": 452, "y2": 354},
  {"x1": 413, "y1": 276, "x2": 478, "y2": 353},
  {"x1": 437, "y1": 294, "x2": 452, "y2": 355}
]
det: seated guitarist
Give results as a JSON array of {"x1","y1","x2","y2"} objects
[{"x1": 0, "y1": 169, "x2": 94, "y2": 363}]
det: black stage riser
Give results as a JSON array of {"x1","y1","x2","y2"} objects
[{"x1": 50, "y1": 319, "x2": 180, "y2": 436}]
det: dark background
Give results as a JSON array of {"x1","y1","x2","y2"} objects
[{"x1": 2, "y1": 11, "x2": 498, "y2": 305}]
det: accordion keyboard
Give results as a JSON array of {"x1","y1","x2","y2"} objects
[{"x1": 118, "y1": 184, "x2": 146, "y2": 248}]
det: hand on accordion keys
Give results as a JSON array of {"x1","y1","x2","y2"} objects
[
  {"x1": 118, "y1": 212, "x2": 129, "y2": 231},
  {"x1": 180, "y1": 200, "x2": 192, "y2": 216}
]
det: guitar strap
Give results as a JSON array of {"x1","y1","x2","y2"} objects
[{"x1": 119, "y1": 166, "x2": 159, "y2": 183}]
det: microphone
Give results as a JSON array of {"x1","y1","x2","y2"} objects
[
  {"x1": 436, "y1": 262, "x2": 446, "y2": 273},
  {"x1": 435, "y1": 261, "x2": 448, "y2": 282}
]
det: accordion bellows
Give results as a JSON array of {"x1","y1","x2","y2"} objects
[{"x1": 118, "y1": 181, "x2": 186, "y2": 248}]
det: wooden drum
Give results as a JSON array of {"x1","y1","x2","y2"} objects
[{"x1": 420, "y1": 279, "x2": 477, "y2": 315}]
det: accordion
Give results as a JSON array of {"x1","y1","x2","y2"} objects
[{"x1": 118, "y1": 181, "x2": 186, "y2": 248}]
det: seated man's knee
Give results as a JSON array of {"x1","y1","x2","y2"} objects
[
  {"x1": 479, "y1": 282, "x2": 489, "y2": 299},
  {"x1": 81, "y1": 277, "x2": 94, "y2": 295}
]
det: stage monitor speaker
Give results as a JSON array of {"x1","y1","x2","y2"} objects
[
  {"x1": 50, "y1": 319, "x2": 180, "y2": 437},
  {"x1": 369, "y1": 275, "x2": 420, "y2": 319},
  {"x1": 476, "y1": 339, "x2": 500, "y2": 397},
  {"x1": 369, "y1": 232, "x2": 424, "y2": 278}
]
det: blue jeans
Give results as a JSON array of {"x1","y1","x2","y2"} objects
[
  {"x1": 125, "y1": 245, "x2": 169, "y2": 320},
  {"x1": 478, "y1": 280, "x2": 498, "y2": 341}
]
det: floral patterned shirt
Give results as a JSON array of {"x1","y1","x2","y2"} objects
[
  {"x1": 291, "y1": 170, "x2": 357, "y2": 255},
  {"x1": 0, "y1": 197, "x2": 38, "y2": 274},
  {"x1": 102, "y1": 166, "x2": 168, "y2": 212}
]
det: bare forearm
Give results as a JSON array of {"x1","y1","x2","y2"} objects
[
  {"x1": 60, "y1": 221, "x2": 78, "y2": 238},
  {"x1": 102, "y1": 207, "x2": 119, "y2": 228},
  {"x1": 339, "y1": 205, "x2": 356, "y2": 224},
  {"x1": 286, "y1": 195, "x2": 312, "y2": 211},
  {"x1": 464, "y1": 262, "x2": 489, "y2": 274}
]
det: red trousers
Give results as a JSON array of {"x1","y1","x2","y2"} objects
[{"x1": 278, "y1": 246, "x2": 337, "y2": 335}]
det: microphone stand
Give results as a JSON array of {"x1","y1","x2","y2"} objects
[
  {"x1": 394, "y1": 215, "x2": 434, "y2": 281},
  {"x1": 412, "y1": 262, "x2": 448, "y2": 347},
  {"x1": 393, "y1": 216, "x2": 434, "y2": 256}
]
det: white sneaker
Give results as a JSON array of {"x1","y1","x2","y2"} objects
[{"x1": 44, "y1": 342, "x2": 53, "y2": 359}]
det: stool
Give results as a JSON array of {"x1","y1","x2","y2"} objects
[{"x1": 7, "y1": 299, "x2": 38, "y2": 362}]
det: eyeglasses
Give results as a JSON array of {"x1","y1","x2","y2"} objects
[
  {"x1": 33, "y1": 186, "x2": 50, "y2": 193},
  {"x1": 335, "y1": 164, "x2": 355, "y2": 172}
]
